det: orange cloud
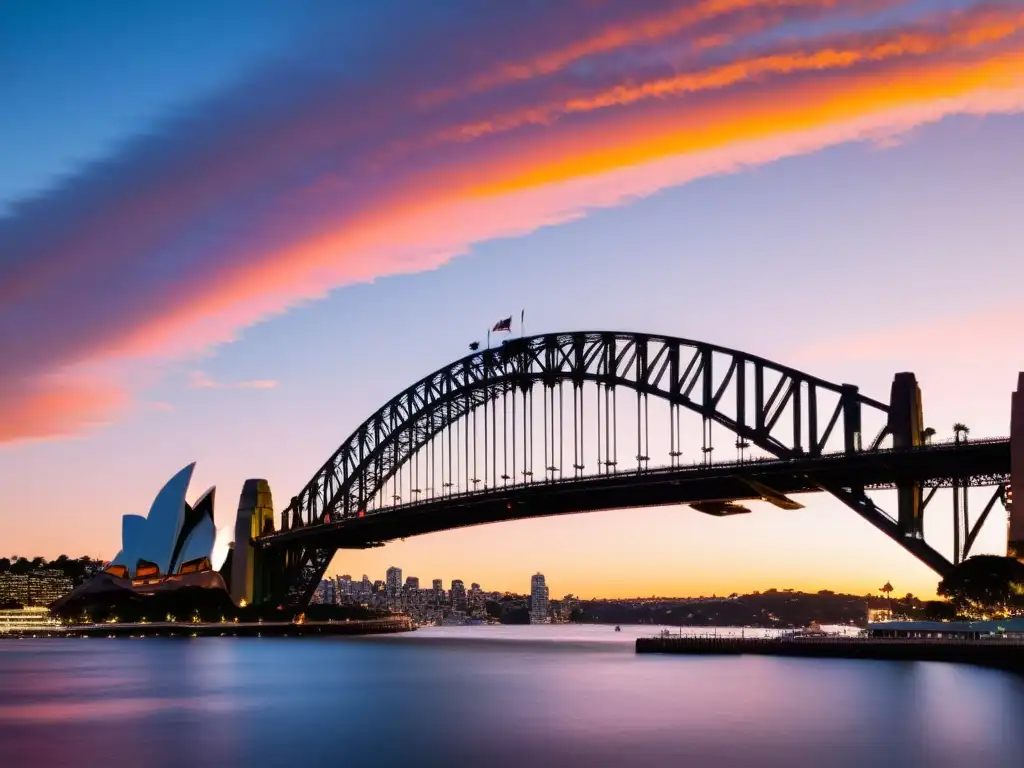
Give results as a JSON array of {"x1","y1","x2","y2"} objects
[
  {"x1": 470, "y1": 51, "x2": 1024, "y2": 197},
  {"x1": 446, "y1": 8, "x2": 1024, "y2": 141}
]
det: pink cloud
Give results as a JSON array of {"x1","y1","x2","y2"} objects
[
  {"x1": 0, "y1": 374, "x2": 127, "y2": 445},
  {"x1": 188, "y1": 371, "x2": 278, "y2": 390},
  {"x1": 793, "y1": 307, "x2": 1024, "y2": 365}
]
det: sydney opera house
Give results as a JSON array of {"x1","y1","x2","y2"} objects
[{"x1": 55, "y1": 464, "x2": 275, "y2": 611}]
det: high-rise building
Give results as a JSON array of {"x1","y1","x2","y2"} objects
[
  {"x1": 337, "y1": 574, "x2": 353, "y2": 601},
  {"x1": 468, "y1": 583, "x2": 484, "y2": 615},
  {"x1": 450, "y1": 579, "x2": 467, "y2": 611},
  {"x1": 313, "y1": 578, "x2": 337, "y2": 605},
  {"x1": 405, "y1": 576, "x2": 420, "y2": 591},
  {"x1": 386, "y1": 566, "x2": 403, "y2": 598},
  {"x1": 360, "y1": 575, "x2": 372, "y2": 602},
  {"x1": 0, "y1": 570, "x2": 74, "y2": 606},
  {"x1": 530, "y1": 573, "x2": 550, "y2": 624}
]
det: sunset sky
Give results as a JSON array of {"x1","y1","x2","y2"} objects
[{"x1": 2, "y1": 0, "x2": 1023, "y2": 599}]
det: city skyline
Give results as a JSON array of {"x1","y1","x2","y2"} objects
[{"x1": 3, "y1": 1, "x2": 1024, "y2": 600}]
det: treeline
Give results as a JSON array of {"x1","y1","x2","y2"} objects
[
  {"x1": 572, "y1": 589, "x2": 921, "y2": 629},
  {"x1": 485, "y1": 595, "x2": 533, "y2": 624},
  {"x1": 0, "y1": 556, "x2": 99, "y2": 585}
]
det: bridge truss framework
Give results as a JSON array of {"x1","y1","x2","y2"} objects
[{"x1": 247, "y1": 332, "x2": 1013, "y2": 607}]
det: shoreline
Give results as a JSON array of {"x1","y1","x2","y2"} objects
[{"x1": 0, "y1": 617, "x2": 415, "y2": 639}]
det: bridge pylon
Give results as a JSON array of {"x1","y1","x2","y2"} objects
[
  {"x1": 1009, "y1": 374, "x2": 1024, "y2": 560},
  {"x1": 888, "y1": 372, "x2": 924, "y2": 538},
  {"x1": 231, "y1": 479, "x2": 276, "y2": 606}
]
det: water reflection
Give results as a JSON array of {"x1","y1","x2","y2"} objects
[{"x1": 1, "y1": 627, "x2": 1023, "y2": 767}]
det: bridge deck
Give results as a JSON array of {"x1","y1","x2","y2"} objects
[{"x1": 257, "y1": 439, "x2": 1008, "y2": 550}]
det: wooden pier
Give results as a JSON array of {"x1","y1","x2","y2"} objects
[{"x1": 636, "y1": 634, "x2": 1024, "y2": 673}]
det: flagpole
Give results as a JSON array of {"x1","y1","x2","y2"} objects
[
  {"x1": 520, "y1": 309, "x2": 525, "y2": 338},
  {"x1": 487, "y1": 328, "x2": 491, "y2": 350}
]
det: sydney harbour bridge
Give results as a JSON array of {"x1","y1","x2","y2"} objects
[{"x1": 230, "y1": 332, "x2": 1021, "y2": 608}]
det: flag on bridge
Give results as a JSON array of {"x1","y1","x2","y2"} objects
[{"x1": 492, "y1": 316, "x2": 512, "y2": 332}]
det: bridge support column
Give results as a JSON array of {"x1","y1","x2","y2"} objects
[
  {"x1": 889, "y1": 373, "x2": 924, "y2": 538},
  {"x1": 231, "y1": 479, "x2": 275, "y2": 606},
  {"x1": 1009, "y1": 374, "x2": 1024, "y2": 560},
  {"x1": 841, "y1": 384, "x2": 862, "y2": 453}
]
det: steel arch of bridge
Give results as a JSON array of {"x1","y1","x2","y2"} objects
[{"x1": 266, "y1": 331, "x2": 958, "y2": 607}]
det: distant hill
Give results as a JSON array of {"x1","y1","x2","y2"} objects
[{"x1": 571, "y1": 590, "x2": 924, "y2": 629}]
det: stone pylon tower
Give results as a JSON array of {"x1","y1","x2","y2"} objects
[
  {"x1": 1009, "y1": 375, "x2": 1024, "y2": 560},
  {"x1": 889, "y1": 372, "x2": 924, "y2": 538},
  {"x1": 231, "y1": 479, "x2": 274, "y2": 606}
]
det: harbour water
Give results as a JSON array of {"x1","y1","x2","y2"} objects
[{"x1": 2, "y1": 624, "x2": 1024, "y2": 766}]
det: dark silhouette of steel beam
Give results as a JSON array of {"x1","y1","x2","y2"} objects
[{"x1": 741, "y1": 478, "x2": 804, "y2": 510}]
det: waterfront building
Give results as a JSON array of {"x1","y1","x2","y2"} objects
[
  {"x1": 442, "y1": 610, "x2": 468, "y2": 626},
  {"x1": 867, "y1": 607, "x2": 895, "y2": 623},
  {"x1": 103, "y1": 463, "x2": 226, "y2": 580},
  {"x1": 55, "y1": 463, "x2": 240, "y2": 614},
  {"x1": 0, "y1": 570, "x2": 74, "y2": 606},
  {"x1": 0, "y1": 607, "x2": 63, "y2": 633},
  {"x1": 530, "y1": 573, "x2": 550, "y2": 624},
  {"x1": 868, "y1": 618, "x2": 1024, "y2": 639}
]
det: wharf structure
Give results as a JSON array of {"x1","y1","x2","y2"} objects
[
  {"x1": 0, "y1": 607, "x2": 64, "y2": 634},
  {"x1": 637, "y1": 622, "x2": 1024, "y2": 673}
]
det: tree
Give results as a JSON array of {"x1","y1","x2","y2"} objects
[
  {"x1": 937, "y1": 555, "x2": 1024, "y2": 617},
  {"x1": 921, "y1": 427, "x2": 936, "y2": 444},
  {"x1": 953, "y1": 423, "x2": 970, "y2": 445},
  {"x1": 735, "y1": 438, "x2": 750, "y2": 462},
  {"x1": 921, "y1": 600, "x2": 958, "y2": 621},
  {"x1": 879, "y1": 582, "x2": 894, "y2": 615}
]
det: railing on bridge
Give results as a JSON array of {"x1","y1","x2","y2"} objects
[{"x1": 264, "y1": 437, "x2": 1009, "y2": 534}]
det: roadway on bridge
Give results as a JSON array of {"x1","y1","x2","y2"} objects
[{"x1": 259, "y1": 439, "x2": 1008, "y2": 549}]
